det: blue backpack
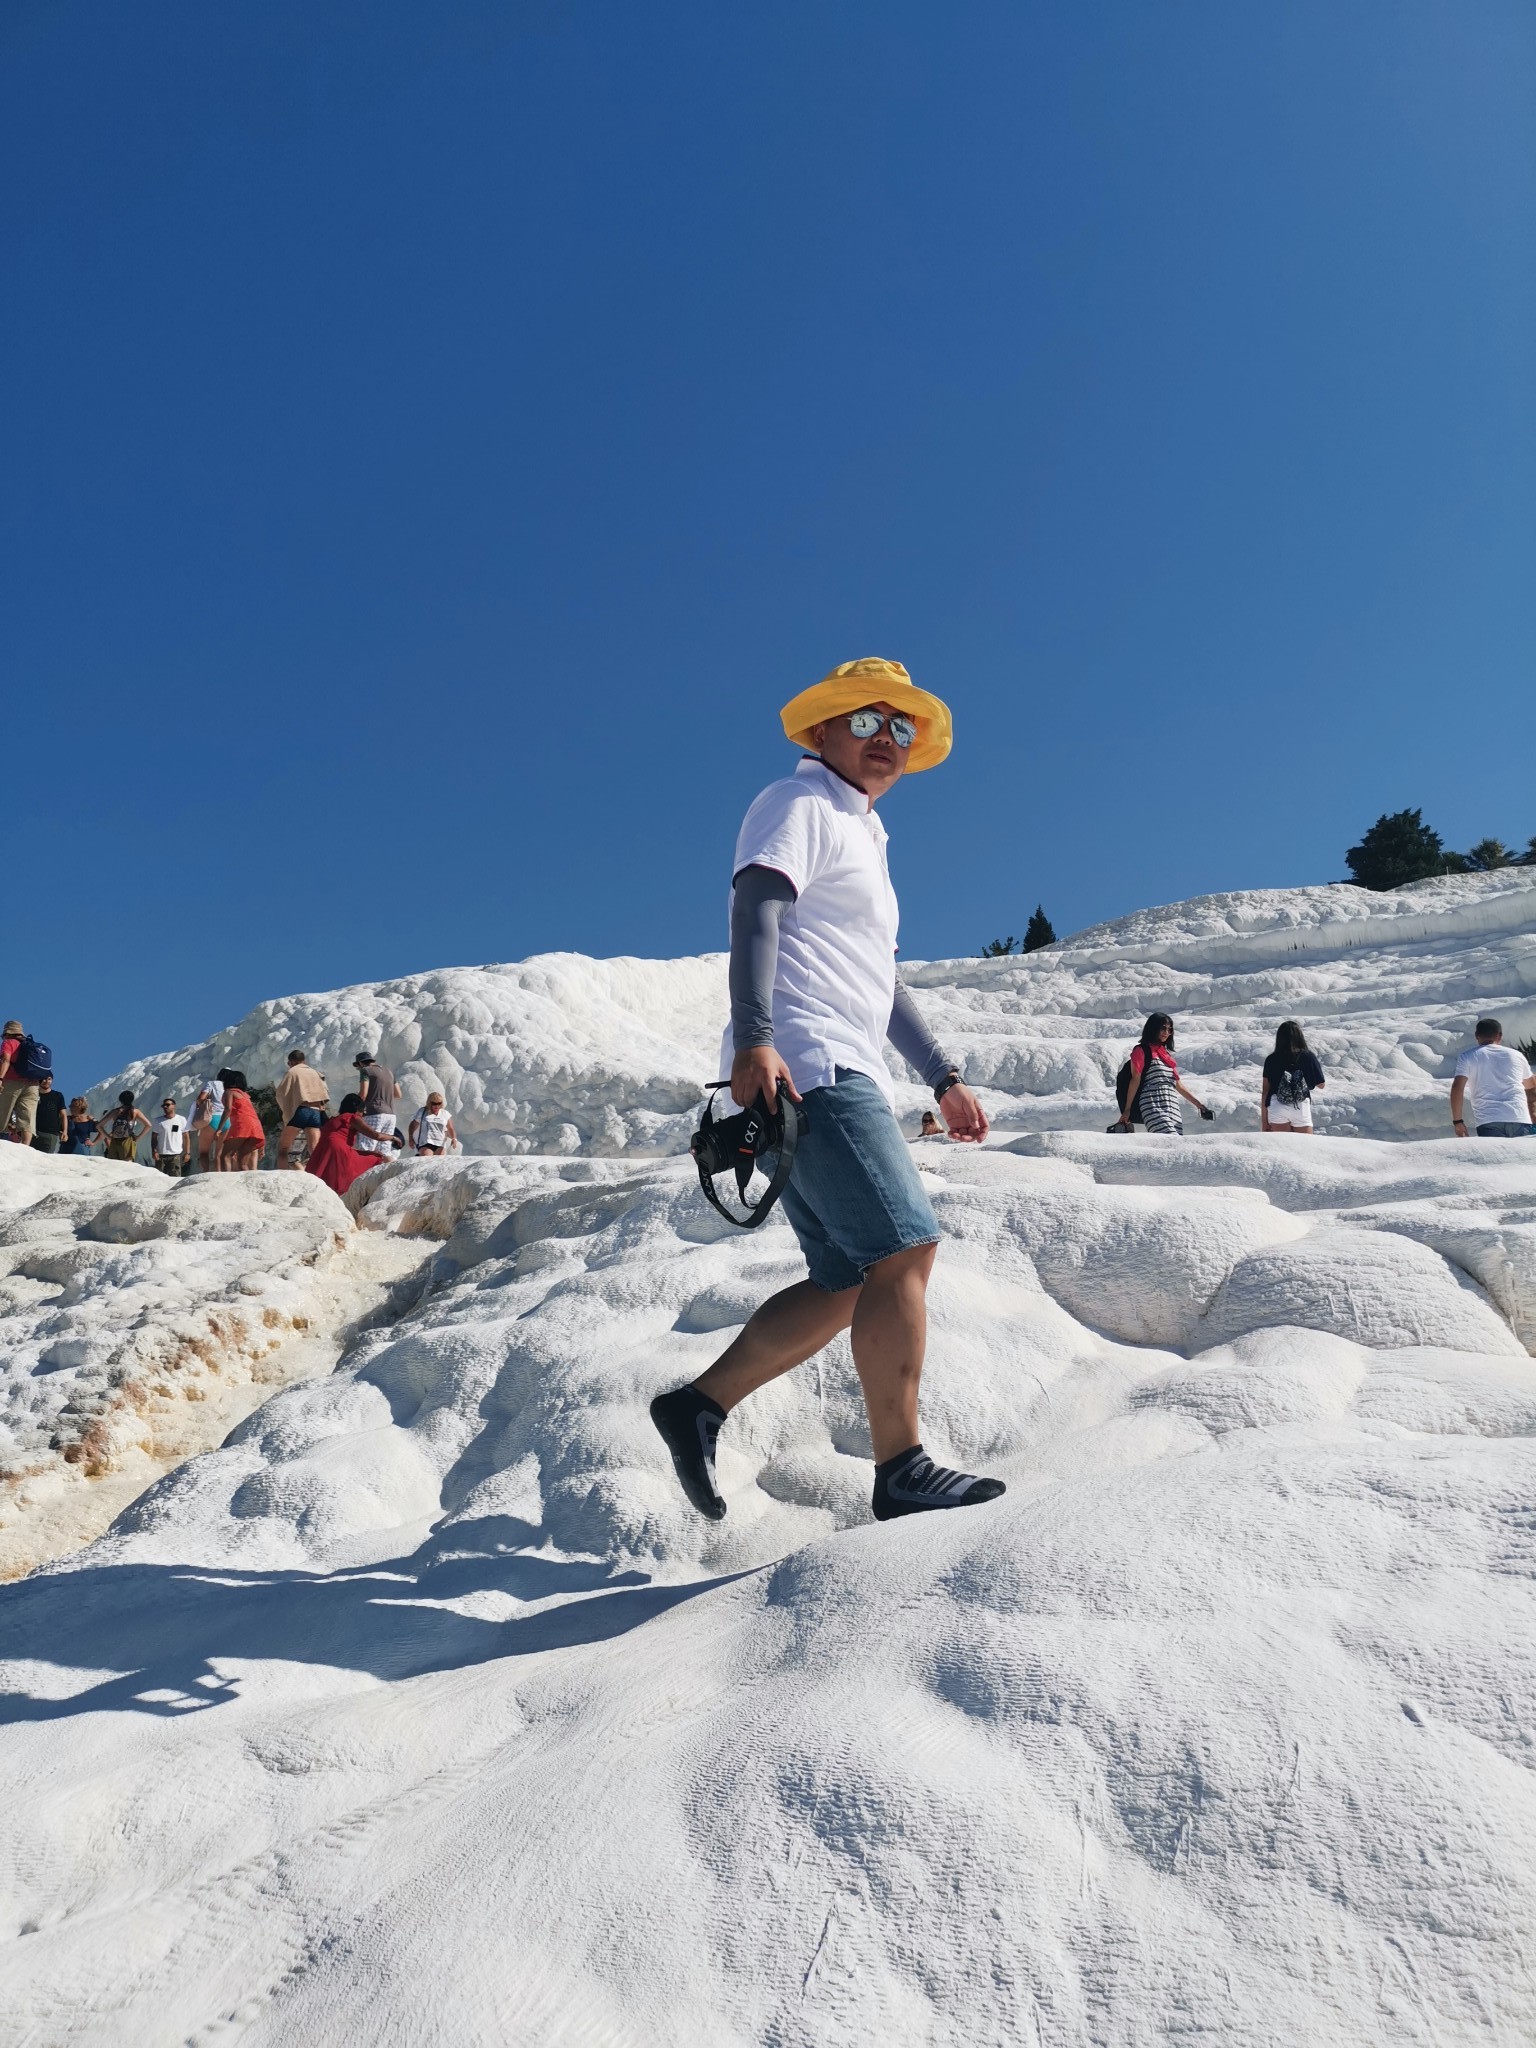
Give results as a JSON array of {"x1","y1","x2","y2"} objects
[{"x1": 15, "y1": 1035, "x2": 53, "y2": 1081}]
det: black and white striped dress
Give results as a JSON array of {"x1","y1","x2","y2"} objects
[{"x1": 1136, "y1": 1048, "x2": 1182, "y2": 1134}]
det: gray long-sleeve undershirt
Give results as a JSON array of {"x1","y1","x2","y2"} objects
[{"x1": 729, "y1": 863, "x2": 957, "y2": 1090}]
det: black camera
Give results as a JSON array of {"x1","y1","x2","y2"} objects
[{"x1": 690, "y1": 1080, "x2": 807, "y2": 1228}]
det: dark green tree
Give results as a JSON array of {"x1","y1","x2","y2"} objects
[
  {"x1": 981, "y1": 935, "x2": 1017, "y2": 958},
  {"x1": 1345, "y1": 809, "x2": 1447, "y2": 891},
  {"x1": 1467, "y1": 837, "x2": 1512, "y2": 870},
  {"x1": 249, "y1": 1082, "x2": 284, "y2": 1166},
  {"x1": 1022, "y1": 905, "x2": 1056, "y2": 952},
  {"x1": 249, "y1": 1083, "x2": 284, "y2": 1136}
]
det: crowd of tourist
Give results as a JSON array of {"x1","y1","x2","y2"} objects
[
  {"x1": 0, "y1": 1027, "x2": 464, "y2": 1184},
  {"x1": 5, "y1": 1011, "x2": 1535, "y2": 1174}
]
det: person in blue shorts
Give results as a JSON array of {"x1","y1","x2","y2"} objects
[
  {"x1": 651, "y1": 657, "x2": 1006, "y2": 1526},
  {"x1": 275, "y1": 1049, "x2": 331, "y2": 1169},
  {"x1": 1451, "y1": 1018, "x2": 1536, "y2": 1137}
]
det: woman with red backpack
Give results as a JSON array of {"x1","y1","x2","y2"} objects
[{"x1": 1114, "y1": 1013, "x2": 1214, "y2": 1135}]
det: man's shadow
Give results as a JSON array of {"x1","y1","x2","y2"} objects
[{"x1": 0, "y1": 1515, "x2": 741, "y2": 1724}]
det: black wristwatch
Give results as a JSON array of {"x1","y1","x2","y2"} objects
[{"x1": 934, "y1": 1070, "x2": 963, "y2": 1103}]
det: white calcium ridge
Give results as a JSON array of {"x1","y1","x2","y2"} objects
[
  {"x1": 89, "y1": 866, "x2": 1536, "y2": 1150},
  {"x1": 0, "y1": 1149, "x2": 432, "y2": 1580},
  {"x1": 1, "y1": 1130, "x2": 1534, "y2": 2041}
]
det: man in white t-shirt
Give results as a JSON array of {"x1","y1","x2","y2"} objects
[
  {"x1": 651, "y1": 656, "x2": 1006, "y2": 1528},
  {"x1": 1450, "y1": 1018, "x2": 1536, "y2": 1137},
  {"x1": 151, "y1": 1099, "x2": 188, "y2": 1178}
]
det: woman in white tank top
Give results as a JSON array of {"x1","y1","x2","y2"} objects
[{"x1": 409, "y1": 1093, "x2": 457, "y2": 1156}]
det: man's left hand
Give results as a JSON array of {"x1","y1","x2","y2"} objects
[{"x1": 939, "y1": 1082, "x2": 988, "y2": 1144}]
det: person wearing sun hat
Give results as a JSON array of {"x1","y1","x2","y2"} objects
[
  {"x1": 0, "y1": 1019, "x2": 44, "y2": 1148},
  {"x1": 776, "y1": 655, "x2": 955, "y2": 773},
  {"x1": 651, "y1": 656, "x2": 1006, "y2": 1528}
]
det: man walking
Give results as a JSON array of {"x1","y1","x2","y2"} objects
[
  {"x1": 651, "y1": 656, "x2": 1006, "y2": 1524},
  {"x1": 275, "y1": 1049, "x2": 330, "y2": 1168},
  {"x1": 352, "y1": 1052, "x2": 401, "y2": 1157},
  {"x1": 1450, "y1": 1018, "x2": 1536, "y2": 1137}
]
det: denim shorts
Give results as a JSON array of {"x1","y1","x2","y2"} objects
[
  {"x1": 779, "y1": 1066, "x2": 941, "y2": 1292},
  {"x1": 287, "y1": 1104, "x2": 326, "y2": 1130},
  {"x1": 1476, "y1": 1122, "x2": 1536, "y2": 1137}
]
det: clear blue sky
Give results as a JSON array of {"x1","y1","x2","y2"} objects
[{"x1": 5, "y1": 1, "x2": 1533, "y2": 1088}]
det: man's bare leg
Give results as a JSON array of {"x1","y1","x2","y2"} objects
[
  {"x1": 693, "y1": 1279, "x2": 857, "y2": 1411},
  {"x1": 279, "y1": 1126, "x2": 313, "y2": 1169},
  {"x1": 694, "y1": 1244, "x2": 937, "y2": 1455},
  {"x1": 657, "y1": 1278, "x2": 858, "y2": 1519},
  {"x1": 654, "y1": 1238, "x2": 1003, "y2": 1521},
  {"x1": 848, "y1": 1241, "x2": 934, "y2": 1463},
  {"x1": 659, "y1": 1246, "x2": 930, "y2": 1510},
  {"x1": 855, "y1": 1240, "x2": 1003, "y2": 1519}
]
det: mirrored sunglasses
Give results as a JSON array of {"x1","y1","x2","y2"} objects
[{"x1": 846, "y1": 709, "x2": 917, "y2": 748}]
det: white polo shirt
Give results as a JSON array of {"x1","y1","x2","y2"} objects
[{"x1": 721, "y1": 757, "x2": 900, "y2": 1105}]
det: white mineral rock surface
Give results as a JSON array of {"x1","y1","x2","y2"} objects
[
  {"x1": 0, "y1": 1151, "x2": 430, "y2": 1580},
  {"x1": 92, "y1": 865, "x2": 1536, "y2": 1151},
  {"x1": 3, "y1": 873, "x2": 1535, "y2": 2043}
]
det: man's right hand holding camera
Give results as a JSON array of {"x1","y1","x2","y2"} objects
[{"x1": 731, "y1": 1045, "x2": 801, "y2": 1111}]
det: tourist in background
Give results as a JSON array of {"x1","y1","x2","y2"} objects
[
  {"x1": 0, "y1": 1019, "x2": 47, "y2": 1148},
  {"x1": 275, "y1": 1049, "x2": 330, "y2": 1169},
  {"x1": 1115, "y1": 1013, "x2": 1214, "y2": 1135},
  {"x1": 1261, "y1": 1022, "x2": 1326, "y2": 1134},
  {"x1": 104, "y1": 1091, "x2": 151, "y2": 1162},
  {"x1": 151, "y1": 1097, "x2": 188, "y2": 1176},
  {"x1": 64, "y1": 1097, "x2": 101, "y2": 1155},
  {"x1": 187, "y1": 1078, "x2": 223, "y2": 1174},
  {"x1": 307, "y1": 1092, "x2": 385, "y2": 1196},
  {"x1": 215, "y1": 1069, "x2": 266, "y2": 1170},
  {"x1": 352, "y1": 1052, "x2": 400, "y2": 1157},
  {"x1": 912, "y1": 1110, "x2": 944, "y2": 1141},
  {"x1": 1450, "y1": 1019, "x2": 1536, "y2": 1137},
  {"x1": 31, "y1": 1078, "x2": 67, "y2": 1154},
  {"x1": 408, "y1": 1092, "x2": 457, "y2": 1156}
]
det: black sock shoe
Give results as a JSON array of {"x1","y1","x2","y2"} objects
[
  {"x1": 650, "y1": 1385, "x2": 728, "y2": 1520},
  {"x1": 871, "y1": 1444, "x2": 1006, "y2": 1522}
]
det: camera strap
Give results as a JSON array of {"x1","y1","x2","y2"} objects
[{"x1": 690, "y1": 1081, "x2": 806, "y2": 1229}]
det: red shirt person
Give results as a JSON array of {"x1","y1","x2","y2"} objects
[
  {"x1": 306, "y1": 1093, "x2": 387, "y2": 1197},
  {"x1": 215, "y1": 1069, "x2": 266, "y2": 1172}
]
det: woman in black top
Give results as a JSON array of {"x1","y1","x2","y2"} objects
[
  {"x1": 1262, "y1": 1021, "x2": 1325, "y2": 1134},
  {"x1": 104, "y1": 1090, "x2": 153, "y2": 1162}
]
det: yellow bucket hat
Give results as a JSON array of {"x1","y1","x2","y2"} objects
[{"x1": 779, "y1": 656, "x2": 952, "y2": 774}]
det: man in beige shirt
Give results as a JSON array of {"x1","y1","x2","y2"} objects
[{"x1": 275, "y1": 1049, "x2": 330, "y2": 1168}]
